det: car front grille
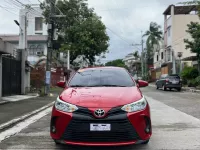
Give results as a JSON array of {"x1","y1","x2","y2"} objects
[{"x1": 62, "y1": 107, "x2": 140, "y2": 142}]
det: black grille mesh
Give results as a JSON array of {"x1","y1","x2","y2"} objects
[{"x1": 62, "y1": 107, "x2": 140, "y2": 142}]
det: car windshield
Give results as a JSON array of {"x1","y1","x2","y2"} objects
[{"x1": 69, "y1": 68, "x2": 135, "y2": 87}]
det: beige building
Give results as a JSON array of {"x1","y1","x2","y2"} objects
[
  {"x1": 163, "y1": 5, "x2": 199, "y2": 73},
  {"x1": 152, "y1": 5, "x2": 199, "y2": 80}
]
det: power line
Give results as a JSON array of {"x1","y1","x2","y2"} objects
[
  {"x1": 106, "y1": 27, "x2": 130, "y2": 44},
  {"x1": 9, "y1": 0, "x2": 23, "y2": 8},
  {"x1": 0, "y1": 4, "x2": 18, "y2": 15},
  {"x1": 106, "y1": 27, "x2": 141, "y2": 51},
  {"x1": 13, "y1": 0, "x2": 25, "y2": 6}
]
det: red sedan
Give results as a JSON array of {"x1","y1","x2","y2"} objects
[{"x1": 51, "y1": 67, "x2": 151, "y2": 146}]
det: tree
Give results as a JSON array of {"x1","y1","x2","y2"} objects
[
  {"x1": 180, "y1": 1, "x2": 200, "y2": 17},
  {"x1": 133, "y1": 51, "x2": 140, "y2": 60},
  {"x1": 105, "y1": 59, "x2": 128, "y2": 69},
  {"x1": 40, "y1": 0, "x2": 109, "y2": 65},
  {"x1": 184, "y1": 22, "x2": 200, "y2": 73},
  {"x1": 143, "y1": 22, "x2": 162, "y2": 65}
]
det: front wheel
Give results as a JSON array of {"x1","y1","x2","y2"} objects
[
  {"x1": 177, "y1": 88, "x2": 182, "y2": 92},
  {"x1": 156, "y1": 84, "x2": 159, "y2": 89},
  {"x1": 162, "y1": 85, "x2": 166, "y2": 91}
]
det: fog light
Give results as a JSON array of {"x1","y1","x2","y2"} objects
[
  {"x1": 145, "y1": 127, "x2": 150, "y2": 133},
  {"x1": 50, "y1": 117, "x2": 57, "y2": 133},
  {"x1": 144, "y1": 116, "x2": 151, "y2": 134},
  {"x1": 52, "y1": 126, "x2": 56, "y2": 133}
]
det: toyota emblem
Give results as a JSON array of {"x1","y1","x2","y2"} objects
[{"x1": 94, "y1": 109, "x2": 105, "y2": 118}]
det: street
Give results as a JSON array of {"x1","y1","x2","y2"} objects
[{"x1": 0, "y1": 86, "x2": 200, "y2": 150}]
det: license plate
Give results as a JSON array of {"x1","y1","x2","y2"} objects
[
  {"x1": 90, "y1": 124, "x2": 111, "y2": 131},
  {"x1": 172, "y1": 81, "x2": 178, "y2": 84}
]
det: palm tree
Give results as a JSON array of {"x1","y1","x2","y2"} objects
[
  {"x1": 133, "y1": 51, "x2": 140, "y2": 60},
  {"x1": 143, "y1": 22, "x2": 162, "y2": 49},
  {"x1": 143, "y1": 22, "x2": 162, "y2": 63}
]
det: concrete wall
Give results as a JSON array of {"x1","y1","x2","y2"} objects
[
  {"x1": 166, "y1": 17, "x2": 172, "y2": 47},
  {"x1": 0, "y1": 39, "x2": 14, "y2": 54},
  {"x1": 20, "y1": 7, "x2": 48, "y2": 36},
  {"x1": 172, "y1": 15, "x2": 200, "y2": 59}
]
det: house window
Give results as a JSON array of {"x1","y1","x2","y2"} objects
[
  {"x1": 167, "y1": 50, "x2": 171, "y2": 61},
  {"x1": 35, "y1": 17, "x2": 43, "y2": 31},
  {"x1": 28, "y1": 44, "x2": 44, "y2": 56},
  {"x1": 29, "y1": 45, "x2": 36, "y2": 55},
  {"x1": 157, "y1": 55, "x2": 159, "y2": 61},
  {"x1": 167, "y1": 27, "x2": 171, "y2": 37},
  {"x1": 161, "y1": 52, "x2": 164, "y2": 59}
]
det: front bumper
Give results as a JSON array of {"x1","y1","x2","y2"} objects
[{"x1": 50, "y1": 104, "x2": 151, "y2": 146}]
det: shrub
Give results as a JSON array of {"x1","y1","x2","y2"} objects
[
  {"x1": 188, "y1": 79, "x2": 198, "y2": 87},
  {"x1": 181, "y1": 67, "x2": 199, "y2": 80},
  {"x1": 195, "y1": 76, "x2": 200, "y2": 85}
]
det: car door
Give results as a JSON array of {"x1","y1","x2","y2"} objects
[
  {"x1": 157, "y1": 74, "x2": 168, "y2": 87},
  {"x1": 156, "y1": 75, "x2": 162, "y2": 88}
]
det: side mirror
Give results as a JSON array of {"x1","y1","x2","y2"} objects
[
  {"x1": 138, "y1": 80, "x2": 149, "y2": 88},
  {"x1": 56, "y1": 81, "x2": 66, "y2": 88}
]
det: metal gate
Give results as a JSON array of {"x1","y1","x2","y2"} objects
[{"x1": 2, "y1": 56, "x2": 21, "y2": 96}]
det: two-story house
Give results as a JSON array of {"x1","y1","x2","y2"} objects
[{"x1": 0, "y1": 7, "x2": 48, "y2": 65}]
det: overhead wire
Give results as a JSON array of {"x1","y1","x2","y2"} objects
[
  {"x1": 109, "y1": 0, "x2": 142, "y2": 50},
  {"x1": 0, "y1": 4, "x2": 18, "y2": 15},
  {"x1": 12, "y1": 0, "x2": 42, "y2": 16},
  {"x1": 106, "y1": 27, "x2": 140, "y2": 51},
  {"x1": 4, "y1": 0, "x2": 22, "y2": 9}
]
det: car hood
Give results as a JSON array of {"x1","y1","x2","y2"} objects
[{"x1": 59, "y1": 87, "x2": 143, "y2": 108}]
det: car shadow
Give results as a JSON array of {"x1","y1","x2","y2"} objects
[
  {"x1": 158, "y1": 89, "x2": 183, "y2": 93},
  {"x1": 55, "y1": 144, "x2": 149, "y2": 150}
]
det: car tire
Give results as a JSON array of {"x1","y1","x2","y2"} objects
[
  {"x1": 156, "y1": 84, "x2": 159, "y2": 89},
  {"x1": 169, "y1": 88, "x2": 172, "y2": 91},
  {"x1": 142, "y1": 139, "x2": 150, "y2": 144},
  {"x1": 177, "y1": 88, "x2": 181, "y2": 92},
  {"x1": 162, "y1": 85, "x2": 166, "y2": 91}
]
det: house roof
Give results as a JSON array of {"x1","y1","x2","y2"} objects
[
  {"x1": 163, "y1": 5, "x2": 198, "y2": 15},
  {"x1": 0, "y1": 34, "x2": 48, "y2": 42}
]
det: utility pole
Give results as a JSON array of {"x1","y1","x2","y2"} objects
[
  {"x1": 141, "y1": 31, "x2": 144, "y2": 78},
  {"x1": 67, "y1": 50, "x2": 70, "y2": 70},
  {"x1": 172, "y1": 49, "x2": 176, "y2": 74},
  {"x1": 45, "y1": 1, "x2": 55, "y2": 95},
  {"x1": 19, "y1": 10, "x2": 28, "y2": 95},
  {"x1": 131, "y1": 31, "x2": 144, "y2": 78}
]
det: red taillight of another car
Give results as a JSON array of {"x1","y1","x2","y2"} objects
[{"x1": 165, "y1": 78, "x2": 169, "y2": 82}]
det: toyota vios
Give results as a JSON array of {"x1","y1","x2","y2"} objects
[{"x1": 50, "y1": 67, "x2": 151, "y2": 146}]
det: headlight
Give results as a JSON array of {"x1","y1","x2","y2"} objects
[
  {"x1": 121, "y1": 96, "x2": 147, "y2": 112},
  {"x1": 55, "y1": 97, "x2": 78, "y2": 112}
]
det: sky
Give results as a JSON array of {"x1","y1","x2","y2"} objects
[{"x1": 0, "y1": 0, "x2": 188, "y2": 63}]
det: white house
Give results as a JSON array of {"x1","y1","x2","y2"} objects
[{"x1": 123, "y1": 53, "x2": 141, "y2": 75}]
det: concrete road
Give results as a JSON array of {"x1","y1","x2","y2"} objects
[{"x1": 0, "y1": 86, "x2": 200, "y2": 150}]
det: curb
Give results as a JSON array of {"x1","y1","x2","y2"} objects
[
  {"x1": 149, "y1": 84, "x2": 200, "y2": 93},
  {"x1": 0, "y1": 101, "x2": 54, "y2": 132},
  {"x1": 0, "y1": 101, "x2": 9, "y2": 105}
]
